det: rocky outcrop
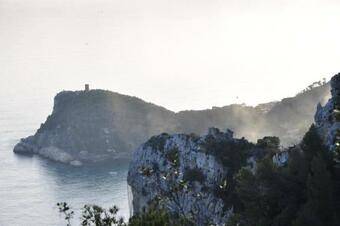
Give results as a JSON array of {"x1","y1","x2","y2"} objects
[
  {"x1": 128, "y1": 128, "x2": 275, "y2": 225},
  {"x1": 315, "y1": 73, "x2": 340, "y2": 152}
]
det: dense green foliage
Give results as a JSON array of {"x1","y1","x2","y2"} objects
[
  {"x1": 183, "y1": 168, "x2": 205, "y2": 183},
  {"x1": 165, "y1": 147, "x2": 180, "y2": 168},
  {"x1": 144, "y1": 134, "x2": 170, "y2": 152},
  {"x1": 58, "y1": 203, "x2": 125, "y2": 226},
  {"x1": 203, "y1": 135, "x2": 252, "y2": 170},
  {"x1": 202, "y1": 135, "x2": 255, "y2": 210},
  {"x1": 129, "y1": 208, "x2": 194, "y2": 226},
  {"x1": 128, "y1": 208, "x2": 171, "y2": 226},
  {"x1": 229, "y1": 125, "x2": 340, "y2": 226},
  {"x1": 256, "y1": 136, "x2": 280, "y2": 151}
]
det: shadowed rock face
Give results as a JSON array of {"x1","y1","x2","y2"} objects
[
  {"x1": 315, "y1": 73, "x2": 340, "y2": 151},
  {"x1": 14, "y1": 82, "x2": 330, "y2": 165},
  {"x1": 14, "y1": 90, "x2": 178, "y2": 165}
]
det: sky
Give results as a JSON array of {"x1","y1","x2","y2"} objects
[{"x1": 0, "y1": 0, "x2": 340, "y2": 112}]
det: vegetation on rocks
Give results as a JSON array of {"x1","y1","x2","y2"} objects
[
  {"x1": 165, "y1": 147, "x2": 180, "y2": 168},
  {"x1": 57, "y1": 203, "x2": 193, "y2": 226},
  {"x1": 57, "y1": 125, "x2": 340, "y2": 226},
  {"x1": 183, "y1": 168, "x2": 205, "y2": 183},
  {"x1": 229, "y1": 125, "x2": 340, "y2": 226}
]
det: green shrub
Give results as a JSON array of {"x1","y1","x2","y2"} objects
[
  {"x1": 256, "y1": 136, "x2": 280, "y2": 152},
  {"x1": 183, "y1": 168, "x2": 205, "y2": 183},
  {"x1": 144, "y1": 134, "x2": 169, "y2": 152},
  {"x1": 165, "y1": 147, "x2": 180, "y2": 168}
]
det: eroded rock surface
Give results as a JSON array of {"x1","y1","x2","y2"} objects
[
  {"x1": 315, "y1": 73, "x2": 340, "y2": 151},
  {"x1": 128, "y1": 128, "x2": 274, "y2": 225}
]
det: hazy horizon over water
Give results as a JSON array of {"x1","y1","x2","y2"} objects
[{"x1": 0, "y1": 95, "x2": 130, "y2": 226}]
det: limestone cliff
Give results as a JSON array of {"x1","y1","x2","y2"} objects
[{"x1": 127, "y1": 128, "x2": 275, "y2": 225}]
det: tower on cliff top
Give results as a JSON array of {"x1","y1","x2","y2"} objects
[{"x1": 85, "y1": 84, "x2": 90, "y2": 91}]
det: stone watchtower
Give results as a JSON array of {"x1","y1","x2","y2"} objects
[{"x1": 85, "y1": 84, "x2": 90, "y2": 91}]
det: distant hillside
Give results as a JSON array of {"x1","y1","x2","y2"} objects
[
  {"x1": 177, "y1": 83, "x2": 330, "y2": 146},
  {"x1": 261, "y1": 84, "x2": 330, "y2": 145},
  {"x1": 14, "y1": 82, "x2": 330, "y2": 164}
]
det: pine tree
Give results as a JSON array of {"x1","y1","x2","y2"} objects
[{"x1": 294, "y1": 155, "x2": 336, "y2": 226}]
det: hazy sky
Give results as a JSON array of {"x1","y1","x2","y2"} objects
[{"x1": 1, "y1": 0, "x2": 339, "y2": 111}]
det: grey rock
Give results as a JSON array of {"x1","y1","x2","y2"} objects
[
  {"x1": 128, "y1": 128, "x2": 270, "y2": 225},
  {"x1": 272, "y1": 150, "x2": 289, "y2": 167},
  {"x1": 70, "y1": 160, "x2": 83, "y2": 167}
]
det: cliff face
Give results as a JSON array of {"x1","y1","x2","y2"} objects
[
  {"x1": 315, "y1": 73, "x2": 340, "y2": 151},
  {"x1": 127, "y1": 128, "x2": 274, "y2": 225},
  {"x1": 14, "y1": 90, "x2": 178, "y2": 165}
]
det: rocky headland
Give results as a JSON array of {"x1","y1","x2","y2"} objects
[
  {"x1": 14, "y1": 81, "x2": 330, "y2": 165},
  {"x1": 14, "y1": 89, "x2": 177, "y2": 165}
]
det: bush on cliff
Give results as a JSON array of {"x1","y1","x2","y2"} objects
[
  {"x1": 58, "y1": 202, "x2": 193, "y2": 226},
  {"x1": 183, "y1": 168, "x2": 205, "y2": 183}
]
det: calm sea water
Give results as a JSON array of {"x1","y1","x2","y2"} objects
[{"x1": 0, "y1": 95, "x2": 130, "y2": 226}]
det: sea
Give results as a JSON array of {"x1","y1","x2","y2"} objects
[{"x1": 0, "y1": 94, "x2": 130, "y2": 226}]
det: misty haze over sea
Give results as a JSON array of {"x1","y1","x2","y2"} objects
[{"x1": 0, "y1": 96, "x2": 130, "y2": 226}]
